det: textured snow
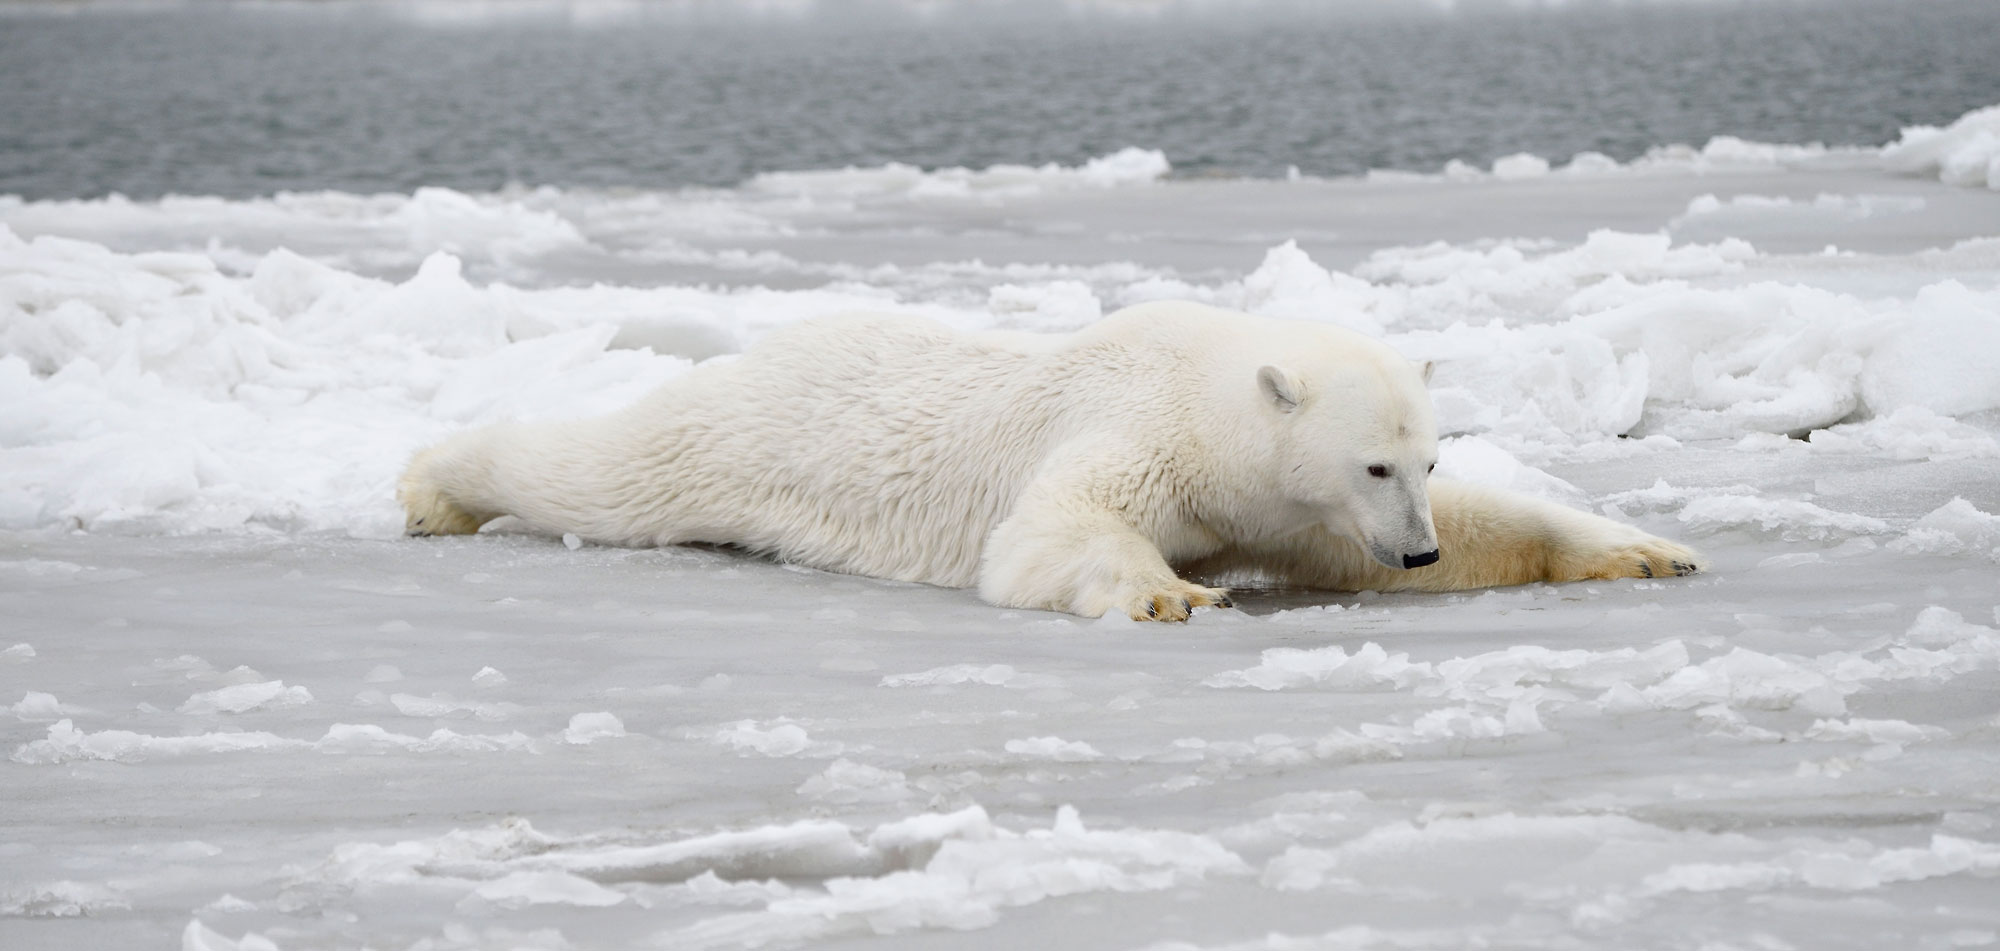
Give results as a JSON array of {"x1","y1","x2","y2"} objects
[{"x1": 6, "y1": 105, "x2": 2000, "y2": 951}]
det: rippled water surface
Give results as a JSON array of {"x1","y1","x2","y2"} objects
[{"x1": 4, "y1": 0, "x2": 1998, "y2": 198}]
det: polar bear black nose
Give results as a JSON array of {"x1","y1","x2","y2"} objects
[{"x1": 1403, "y1": 549, "x2": 1440, "y2": 569}]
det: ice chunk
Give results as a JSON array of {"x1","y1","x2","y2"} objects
[
  {"x1": 797, "y1": 759, "x2": 915, "y2": 804},
  {"x1": 0, "y1": 558, "x2": 85, "y2": 579},
  {"x1": 705, "y1": 718, "x2": 836, "y2": 757},
  {"x1": 1239, "y1": 241, "x2": 1383, "y2": 336},
  {"x1": 11, "y1": 719, "x2": 538, "y2": 764},
  {"x1": 10, "y1": 691, "x2": 72, "y2": 721},
  {"x1": 535, "y1": 821, "x2": 883, "y2": 883},
  {"x1": 1264, "y1": 813, "x2": 1670, "y2": 892},
  {"x1": 1490, "y1": 152, "x2": 1551, "y2": 180},
  {"x1": 1804, "y1": 717, "x2": 1948, "y2": 745},
  {"x1": 1, "y1": 643, "x2": 34, "y2": 663},
  {"x1": 1804, "y1": 407, "x2": 2000, "y2": 461},
  {"x1": 1436, "y1": 435, "x2": 1587, "y2": 504},
  {"x1": 1642, "y1": 648, "x2": 1849, "y2": 717},
  {"x1": 1205, "y1": 642, "x2": 1430, "y2": 691},
  {"x1": 314, "y1": 723, "x2": 536, "y2": 755},
  {"x1": 282, "y1": 804, "x2": 1233, "y2": 948},
  {"x1": 1882, "y1": 104, "x2": 2000, "y2": 189},
  {"x1": 878, "y1": 664, "x2": 1019, "y2": 688},
  {"x1": 748, "y1": 147, "x2": 1168, "y2": 202},
  {"x1": 178, "y1": 681, "x2": 314, "y2": 715},
  {"x1": 388, "y1": 692, "x2": 519, "y2": 721},
  {"x1": 1639, "y1": 835, "x2": 2000, "y2": 896},
  {"x1": 0, "y1": 879, "x2": 129, "y2": 917},
  {"x1": 1860, "y1": 281, "x2": 2000, "y2": 417},
  {"x1": 662, "y1": 806, "x2": 1246, "y2": 947},
  {"x1": 1678, "y1": 495, "x2": 1890, "y2": 542},
  {"x1": 181, "y1": 920, "x2": 281, "y2": 951},
  {"x1": 1432, "y1": 641, "x2": 1692, "y2": 697},
  {"x1": 1078, "y1": 147, "x2": 1173, "y2": 185},
  {"x1": 1890, "y1": 498, "x2": 2000, "y2": 562},
  {"x1": 1901, "y1": 606, "x2": 1998, "y2": 649},
  {"x1": 671, "y1": 870, "x2": 796, "y2": 907},
  {"x1": 471, "y1": 666, "x2": 509, "y2": 686},
  {"x1": 462, "y1": 870, "x2": 626, "y2": 911},
  {"x1": 1003, "y1": 736, "x2": 1105, "y2": 762},
  {"x1": 563, "y1": 712, "x2": 626, "y2": 745},
  {"x1": 986, "y1": 281, "x2": 1103, "y2": 332},
  {"x1": 13, "y1": 720, "x2": 299, "y2": 764},
  {"x1": 199, "y1": 894, "x2": 256, "y2": 914},
  {"x1": 865, "y1": 806, "x2": 997, "y2": 860}
]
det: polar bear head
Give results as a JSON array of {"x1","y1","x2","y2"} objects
[{"x1": 1254, "y1": 340, "x2": 1441, "y2": 571}]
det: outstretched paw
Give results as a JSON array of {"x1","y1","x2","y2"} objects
[
  {"x1": 1123, "y1": 582, "x2": 1234, "y2": 622},
  {"x1": 1579, "y1": 534, "x2": 1703, "y2": 581}
]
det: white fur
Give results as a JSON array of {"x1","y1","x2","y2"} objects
[{"x1": 401, "y1": 301, "x2": 1696, "y2": 619}]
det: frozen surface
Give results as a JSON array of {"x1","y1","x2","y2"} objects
[{"x1": 5, "y1": 108, "x2": 2000, "y2": 949}]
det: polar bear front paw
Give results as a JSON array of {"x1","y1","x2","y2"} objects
[
  {"x1": 1567, "y1": 532, "x2": 1703, "y2": 582},
  {"x1": 1122, "y1": 582, "x2": 1234, "y2": 622}
]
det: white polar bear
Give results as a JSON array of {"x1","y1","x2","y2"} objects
[{"x1": 399, "y1": 301, "x2": 1699, "y2": 620}]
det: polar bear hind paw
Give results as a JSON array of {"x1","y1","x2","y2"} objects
[{"x1": 1126, "y1": 583, "x2": 1233, "y2": 622}]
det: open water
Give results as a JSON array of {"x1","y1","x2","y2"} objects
[{"x1": 3, "y1": 0, "x2": 1999, "y2": 200}]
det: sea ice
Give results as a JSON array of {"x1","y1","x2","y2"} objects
[{"x1": 6, "y1": 98, "x2": 2000, "y2": 951}]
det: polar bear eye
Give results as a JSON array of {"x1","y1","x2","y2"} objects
[
  {"x1": 1427, "y1": 463, "x2": 1436, "y2": 474},
  {"x1": 1367, "y1": 465, "x2": 1390, "y2": 479}
]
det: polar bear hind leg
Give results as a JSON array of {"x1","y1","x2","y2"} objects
[
  {"x1": 1186, "y1": 478, "x2": 1700, "y2": 593},
  {"x1": 1409, "y1": 479, "x2": 1701, "y2": 589}
]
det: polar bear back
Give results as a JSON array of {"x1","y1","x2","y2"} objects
[{"x1": 546, "y1": 311, "x2": 1162, "y2": 585}]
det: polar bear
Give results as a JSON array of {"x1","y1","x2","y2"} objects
[{"x1": 399, "y1": 301, "x2": 1698, "y2": 620}]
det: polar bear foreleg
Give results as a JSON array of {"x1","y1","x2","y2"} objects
[
  {"x1": 979, "y1": 464, "x2": 1230, "y2": 621},
  {"x1": 981, "y1": 508, "x2": 1231, "y2": 620}
]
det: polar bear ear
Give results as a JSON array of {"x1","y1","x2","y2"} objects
[
  {"x1": 1257, "y1": 365, "x2": 1304, "y2": 413},
  {"x1": 1415, "y1": 360, "x2": 1435, "y2": 385}
]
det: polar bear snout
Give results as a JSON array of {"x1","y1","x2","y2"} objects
[{"x1": 1363, "y1": 543, "x2": 1438, "y2": 571}]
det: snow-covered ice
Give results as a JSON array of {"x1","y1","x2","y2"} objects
[{"x1": 4, "y1": 106, "x2": 2000, "y2": 950}]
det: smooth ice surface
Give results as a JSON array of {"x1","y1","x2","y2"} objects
[{"x1": 5, "y1": 106, "x2": 2000, "y2": 949}]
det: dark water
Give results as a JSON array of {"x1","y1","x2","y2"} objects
[{"x1": 3, "y1": 0, "x2": 1998, "y2": 200}]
